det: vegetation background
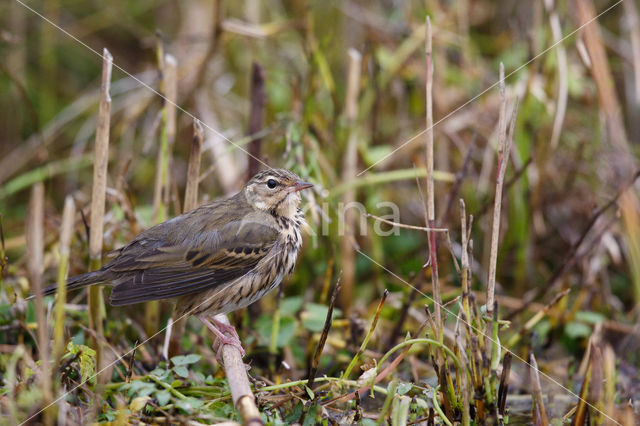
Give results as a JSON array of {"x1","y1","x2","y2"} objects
[{"x1": 0, "y1": 0, "x2": 639, "y2": 424}]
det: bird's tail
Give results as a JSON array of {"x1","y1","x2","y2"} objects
[{"x1": 27, "y1": 270, "x2": 106, "y2": 300}]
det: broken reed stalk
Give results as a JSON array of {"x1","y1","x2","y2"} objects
[
  {"x1": 529, "y1": 352, "x2": 549, "y2": 426},
  {"x1": 53, "y1": 196, "x2": 75, "y2": 366},
  {"x1": 424, "y1": 16, "x2": 442, "y2": 339},
  {"x1": 497, "y1": 351, "x2": 512, "y2": 421},
  {"x1": 184, "y1": 119, "x2": 204, "y2": 212},
  {"x1": 27, "y1": 183, "x2": 53, "y2": 425},
  {"x1": 459, "y1": 200, "x2": 472, "y2": 329},
  {"x1": 486, "y1": 62, "x2": 507, "y2": 317},
  {"x1": 149, "y1": 51, "x2": 177, "y2": 337},
  {"x1": 247, "y1": 62, "x2": 266, "y2": 180},
  {"x1": 89, "y1": 48, "x2": 112, "y2": 381},
  {"x1": 308, "y1": 277, "x2": 341, "y2": 389},
  {"x1": 339, "y1": 48, "x2": 362, "y2": 313},
  {"x1": 544, "y1": 0, "x2": 568, "y2": 151},
  {"x1": 165, "y1": 119, "x2": 204, "y2": 359},
  {"x1": 214, "y1": 314, "x2": 262, "y2": 425}
]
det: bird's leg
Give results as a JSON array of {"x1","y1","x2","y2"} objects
[{"x1": 197, "y1": 315, "x2": 245, "y2": 361}]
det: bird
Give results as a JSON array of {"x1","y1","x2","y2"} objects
[{"x1": 37, "y1": 168, "x2": 312, "y2": 358}]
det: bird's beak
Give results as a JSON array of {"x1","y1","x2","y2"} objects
[{"x1": 290, "y1": 180, "x2": 313, "y2": 192}]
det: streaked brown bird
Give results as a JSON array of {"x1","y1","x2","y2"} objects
[{"x1": 39, "y1": 168, "x2": 312, "y2": 357}]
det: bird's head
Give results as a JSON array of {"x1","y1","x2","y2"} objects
[{"x1": 244, "y1": 169, "x2": 313, "y2": 217}]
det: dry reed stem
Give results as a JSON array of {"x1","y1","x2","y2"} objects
[
  {"x1": 53, "y1": 196, "x2": 75, "y2": 365},
  {"x1": 89, "y1": 48, "x2": 112, "y2": 382},
  {"x1": 574, "y1": 0, "x2": 629, "y2": 154},
  {"x1": 214, "y1": 314, "x2": 262, "y2": 425},
  {"x1": 544, "y1": 0, "x2": 568, "y2": 151},
  {"x1": 459, "y1": 200, "x2": 472, "y2": 331},
  {"x1": 247, "y1": 62, "x2": 266, "y2": 180},
  {"x1": 184, "y1": 119, "x2": 204, "y2": 212},
  {"x1": 339, "y1": 48, "x2": 362, "y2": 312},
  {"x1": 486, "y1": 63, "x2": 507, "y2": 316},
  {"x1": 27, "y1": 182, "x2": 53, "y2": 424},
  {"x1": 424, "y1": 15, "x2": 442, "y2": 339},
  {"x1": 529, "y1": 352, "x2": 549, "y2": 426},
  {"x1": 148, "y1": 52, "x2": 177, "y2": 337},
  {"x1": 624, "y1": 0, "x2": 640, "y2": 103}
]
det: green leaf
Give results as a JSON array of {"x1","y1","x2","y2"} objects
[
  {"x1": 64, "y1": 342, "x2": 96, "y2": 385},
  {"x1": 575, "y1": 311, "x2": 606, "y2": 324},
  {"x1": 302, "y1": 403, "x2": 320, "y2": 426},
  {"x1": 155, "y1": 390, "x2": 171, "y2": 407},
  {"x1": 284, "y1": 402, "x2": 303, "y2": 422},
  {"x1": 397, "y1": 382, "x2": 412, "y2": 395},
  {"x1": 129, "y1": 396, "x2": 151, "y2": 412},
  {"x1": 150, "y1": 368, "x2": 169, "y2": 379},
  {"x1": 175, "y1": 397, "x2": 203, "y2": 414},
  {"x1": 565, "y1": 321, "x2": 591, "y2": 339},
  {"x1": 173, "y1": 365, "x2": 189, "y2": 378},
  {"x1": 171, "y1": 354, "x2": 201, "y2": 366},
  {"x1": 305, "y1": 386, "x2": 314, "y2": 399},
  {"x1": 255, "y1": 315, "x2": 297, "y2": 347},
  {"x1": 127, "y1": 380, "x2": 155, "y2": 397},
  {"x1": 280, "y1": 296, "x2": 303, "y2": 316},
  {"x1": 302, "y1": 303, "x2": 341, "y2": 332}
]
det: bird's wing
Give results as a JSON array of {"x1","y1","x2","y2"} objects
[{"x1": 108, "y1": 216, "x2": 280, "y2": 306}]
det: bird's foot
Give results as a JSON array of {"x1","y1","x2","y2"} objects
[{"x1": 198, "y1": 315, "x2": 246, "y2": 363}]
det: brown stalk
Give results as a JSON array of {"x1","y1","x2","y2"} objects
[
  {"x1": 588, "y1": 345, "x2": 604, "y2": 424},
  {"x1": 184, "y1": 119, "x2": 204, "y2": 212},
  {"x1": 624, "y1": 0, "x2": 640, "y2": 103},
  {"x1": 27, "y1": 183, "x2": 53, "y2": 425},
  {"x1": 486, "y1": 63, "x2": 508, "y2": 316},
  {"x1": 247, "y1": 62, "x2": 266, "y2": 180},
  {"x1": 53, "y1": 196, "x2": 76, "y2": 366},
  {"x1": 339, "y1": 48, "x2": 362, "y2": 313},
  {"x1": 423, "y1": 15, "x2": 442, "y2": 341},
  {"x1": 574, "y1": 0, "x2": 630, "y2": 155},
  {"x1": 165, "y1": 119, "x2": 204, "y2": 360},
  {"x1": 459, "y1": 200, "x2": 472, "y2": 329},
  {"x1": 602, "y1": 345, "x2": 616, "y2": 425},
  {"x1": 148, "y1": 51, "x2": 178, "y2": 337},
  {"x1": 89, "y1": 48, "x2": 112, "y2": 383},
  {"x1": 497, "y1": 351, "x2": 512, "y2": 420},
  {"x1": 544, "y1": 0, "x2": 568, "y2": 151},
  {"x1": 214, "y1": 314, "x2": 262, "y2": 425},
  {"x1": 529, "y1": 352, "x2": 549, "y2": 426},
  {"x1": 307, "y1": 276, "x2": 341, "y2": 389}
]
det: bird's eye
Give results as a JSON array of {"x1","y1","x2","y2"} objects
[{"x1": 266, "y1": 179, "x2": 277, "y2": 189}]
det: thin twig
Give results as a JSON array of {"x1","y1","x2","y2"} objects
[
  {"x1": 365, "y1": 213, "x2": 448, "y2": 233},
  {"x1": 308, "y1": 276, "x2": 341, "y2": 389}
]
